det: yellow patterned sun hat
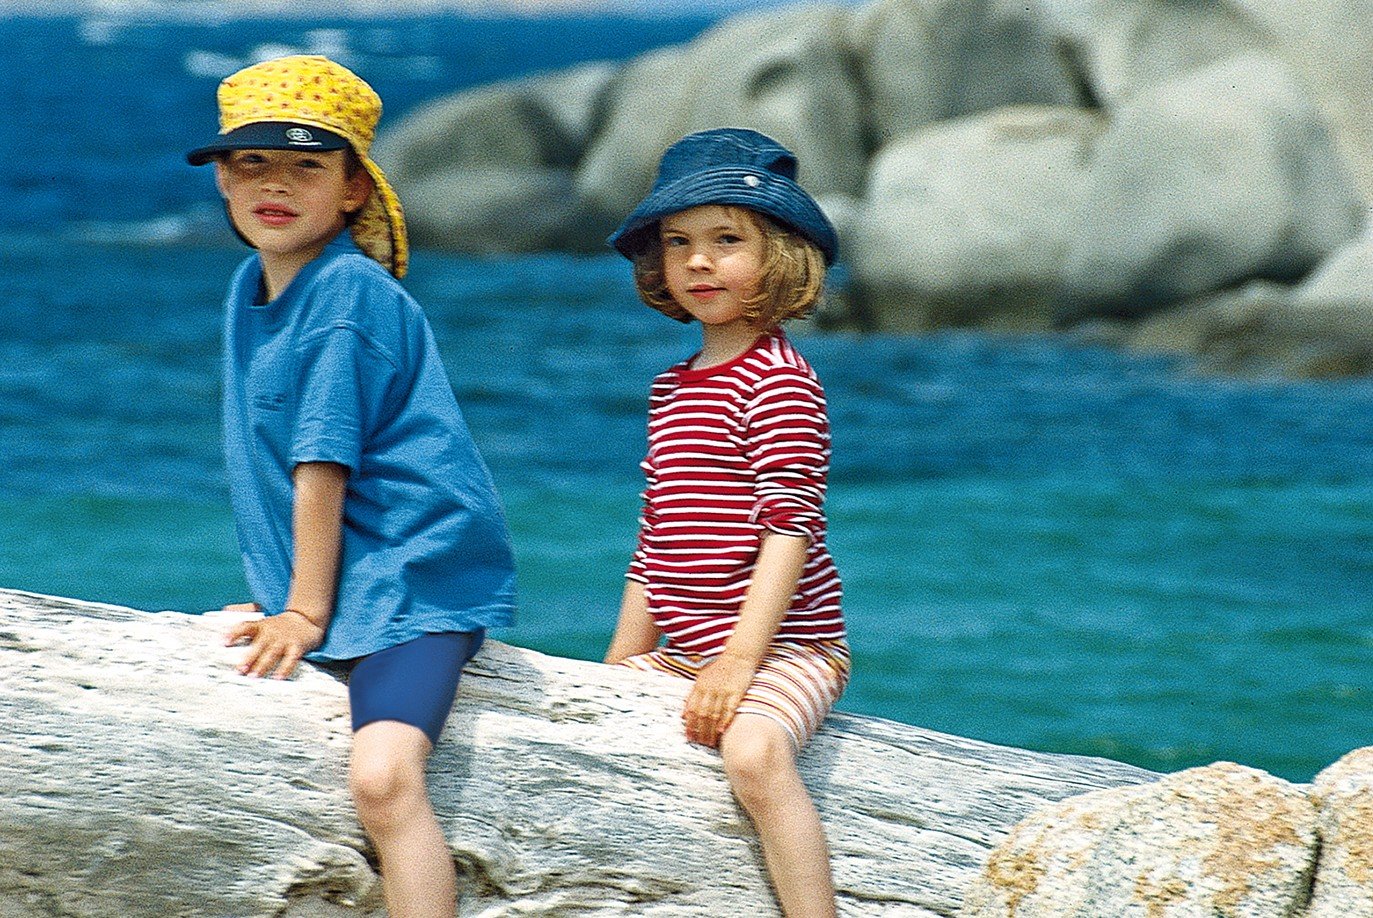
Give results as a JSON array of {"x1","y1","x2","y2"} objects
[{"x1": 187, "y1": 55, "x2": 408, "y2": 278}]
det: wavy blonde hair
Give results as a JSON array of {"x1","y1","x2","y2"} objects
[{"x1": 630, "y1": 206, "x2": 826, "y2": 329}]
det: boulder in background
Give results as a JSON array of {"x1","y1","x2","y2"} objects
[
  {"x1": 1037, "y1": 0, "x2": 1270, "y2": 105},
  {"x1": 853, "y1": 105, "x2": 1104, "y2": 331},
  {"x1": 575, "y1": 4, "x2": 866, "y2": 229},
  {"x1": 849, "y1": 0, "x2": 1083, "y2": 149},
  {"x1": 1233, "y1": 0, "x2": 1373, "y2": 202},
  {"x1": 1056, "y1": 54, "x2": 1364, "y2": 322},
  {"x1": 374, "y1": 63, "x2": 620, "y2": 252},
  {"x1": 1121, "y1": 281, "x2": 1373, "y2": 378}
]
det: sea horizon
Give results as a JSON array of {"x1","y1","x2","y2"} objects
[{"x1": 0, "y1": 0, "x2": 834, "y2": 20}]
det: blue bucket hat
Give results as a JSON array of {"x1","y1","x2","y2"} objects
[{"x1": 608, "y1": 128, "x2": 838, "y2": 264}]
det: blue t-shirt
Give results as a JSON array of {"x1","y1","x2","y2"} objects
[{"x1": 221, "y1": 235, "x2": 516, "y2": 661}]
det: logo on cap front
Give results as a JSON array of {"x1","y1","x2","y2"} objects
[{"x1": 285, "y1": 127, "x2": 319, "y2": 146}]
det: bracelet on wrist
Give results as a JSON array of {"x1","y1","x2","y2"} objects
[{"x1": 284, "y1": 608, "x2": 326, "y2": 629}]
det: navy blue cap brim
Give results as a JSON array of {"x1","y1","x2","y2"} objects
[
  {"x1": 608, "y1": 166, "x2": 838, "y2": 265},
  {"x1": 186, "y1": 122, "x2": 350, "y2": 166}
]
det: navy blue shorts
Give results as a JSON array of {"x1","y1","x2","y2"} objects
[{"x1": 334, "y1": 631, "x2": 485, "y2": 747}]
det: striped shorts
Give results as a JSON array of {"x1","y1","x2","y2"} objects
[{"x1": 617, "y1": 639, "x2": 851, "y2": 750}]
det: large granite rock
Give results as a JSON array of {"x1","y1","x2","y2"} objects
[
  {"x1": 1233, "y1": 0, "x2": 1373, "y2": 202},
  {"x1": 1118, "y1": 281, "x2": 1373, "y2": 379},
  {"x1": 373, "y1": 64, "x2": 618, "y2": 253},
  {"x1": 964, "y1": 749, "x2": 1373, "y2": 916},
  {"x1": 1056, "y1": 54, "x2": 1364, "y2": 322},
  {"x1": 961, "y1": 761, "x2": 1319, "y2": 916},
  {"x1": 398, "y1": 166, "x2": 594, "y2": 254},
  {"x1": 848, "y1": 0, "x2": 1082, "y2": 148},
  {"x1": 1295, "y1": 219, "x2": 1373, "y2": 307},
  {"x1": 376, "y1": 62, "x2": 617, "y2": 181},
  {"x1": 1038, "y1": 0, "x2": 1270, "y2": 105},
  {"x1": 852, "y1": 105, "x2": 1104, "y2": 331},
  {"x1": 1143, "y1": 193, "x2": 1373, "y2": 377},
  {"x1": 370, "y1": 0, "x2": 1373, "y2": 375},
  {"x1": 1309, "y1": 747, "x2": 1373, "y2": 916},
  {"x1": 574, "y1": 3, "x2": 866, "y2": 231},
  {"x1": 0, "y1": 588, "x2": 1157, "y2": 916}
]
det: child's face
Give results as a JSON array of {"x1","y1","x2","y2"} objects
[
  {"x1": 214, "y1": 148, "x2": 371, "y2": 269},
  {"x1": 659, "y1": 205, "x2": 766, "y2": 330}
]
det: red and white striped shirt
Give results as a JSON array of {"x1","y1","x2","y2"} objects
[{"x1": 628, "y1": 332, "x2": 845, "y2": 655}]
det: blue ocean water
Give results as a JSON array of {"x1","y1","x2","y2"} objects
[{"x1": 2, "y1": 10, "x2": 1372, "y2": 782}]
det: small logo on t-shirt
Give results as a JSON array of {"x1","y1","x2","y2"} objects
[{"x1": 254, "y1": 391, "x2": 287, "y2": 411}]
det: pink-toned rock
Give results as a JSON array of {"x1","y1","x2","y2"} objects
[
  {"x1": 1309, "y1": 746, "x2": 1373, "y2": 916},
  {"x1": 961, "y1": 761, "x2": 1318, "y2": 917}
]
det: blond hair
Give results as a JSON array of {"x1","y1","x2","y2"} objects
[{"x1": 630, "y1": 206, "x2": 826, "y2": 328}]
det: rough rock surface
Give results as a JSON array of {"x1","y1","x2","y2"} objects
[
  {"x1": 573, "y1": 3, "x2": 865, "y2": 230},
  {"x1": 1118, "y1": 279, "x2": 1373, "y2": 378},
  {"x1": 963, "y1": 748, "x2": 1373, "y2": 917},
  {"x1": 1039, "y1": 0, "x2": 1270, "y2": 105},
  {"x1": 399, "y1": 165, "x2": 591, "y2": 254},
  {"x1": 372, "y1": 64, "x2": 618, "y2": 252},
  {"x1": 1055, "y1": 54, "x2": 1364, "y2": 321},
  {"x1": 1309, "y1": 747, "x2": 1373, "y2": 916},
  {"x1": 854, "y1": 105, "x2": 1104, "y2": 331},
  {"x1": 372, "y1": 0, "x2": 1373, "y2": 374},
  {"x1": 0, "y1": 588, "x2": 1157, "y2": 916},
  {"x1": 848, "y1": 0, "x2": 1081, "y2": 147},
  {"x1": 1295, "y1": 221, "x2": 1373, "y2": 307},
  {"x1": 1233, "y1": 0, "x2": 1373, "y2": 200},
  {"x1": 960, "y1": 761, "x2": 1320, "y2": 917}
]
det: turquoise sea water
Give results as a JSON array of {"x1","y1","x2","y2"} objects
[
  {"x1": 3, "y1": 237, "x2": 1371, "y2": 782},
  {"x1": 2, "y1": 11, "x2": 1371, "y2": 782}
]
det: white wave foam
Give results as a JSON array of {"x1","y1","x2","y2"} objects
[
  {"x1": 69, "y1": 205, "x2": 233, "y2": 247},
  {"x1": 7, "y1": 0, "x2": 792, "y2": 20}
]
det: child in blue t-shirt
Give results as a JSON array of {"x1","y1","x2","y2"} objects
[{"x1": 188, "y1": 55, "x2": 515, "y2": 917}]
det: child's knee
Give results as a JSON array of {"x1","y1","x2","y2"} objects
[
  {"x1": 350, "y1": 727, "x2": 428, "y2": 818},
  {"x1": 721, "y1": 718, "x2": 795, "y2": 802},
  {"x1": 350, "y1": 754, "x2": 420, "y2": 812}
]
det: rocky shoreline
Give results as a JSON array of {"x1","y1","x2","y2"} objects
[
  {"x1": 1, "y1": 588, "x2": 1150, "y2": 915},
  {"x1": 964, "y1": 751, "x2": 1373, "y2": 916},
  {"x1": 7, "y1": 588, "x2": 1373, "y2": 915},
  {"x1": 374, "y1": 0, "x2": 1373, "y2": 377}
]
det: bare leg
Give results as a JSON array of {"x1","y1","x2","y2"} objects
[
  {"x1": 350, "y1": 721, "x2": 456, "y2": 918},
  {"x1": 719, "y1": 714, "x2": 837, "y2": 918}
]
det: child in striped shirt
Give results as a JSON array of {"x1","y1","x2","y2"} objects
[{"x1": 604, "y1": 128, "x2": 849, "y2": 918}]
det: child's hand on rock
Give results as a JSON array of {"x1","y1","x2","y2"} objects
[{"x1": 224, "y1": 609, "x2": 324, "y2": 680}]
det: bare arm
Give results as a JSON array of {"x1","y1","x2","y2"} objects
[
  {"x1": 682, "y1": 532, "x2": 808, "y2": 746},
  {"x1": 283, "y1": 461, "x2": 348, "y2": 625},
  {"x1": 604, "y1": 579, "x2": 661, "y2": 663},
  {"x1": 225, "y1": 461, "x2": 348, "y2": 679}
]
